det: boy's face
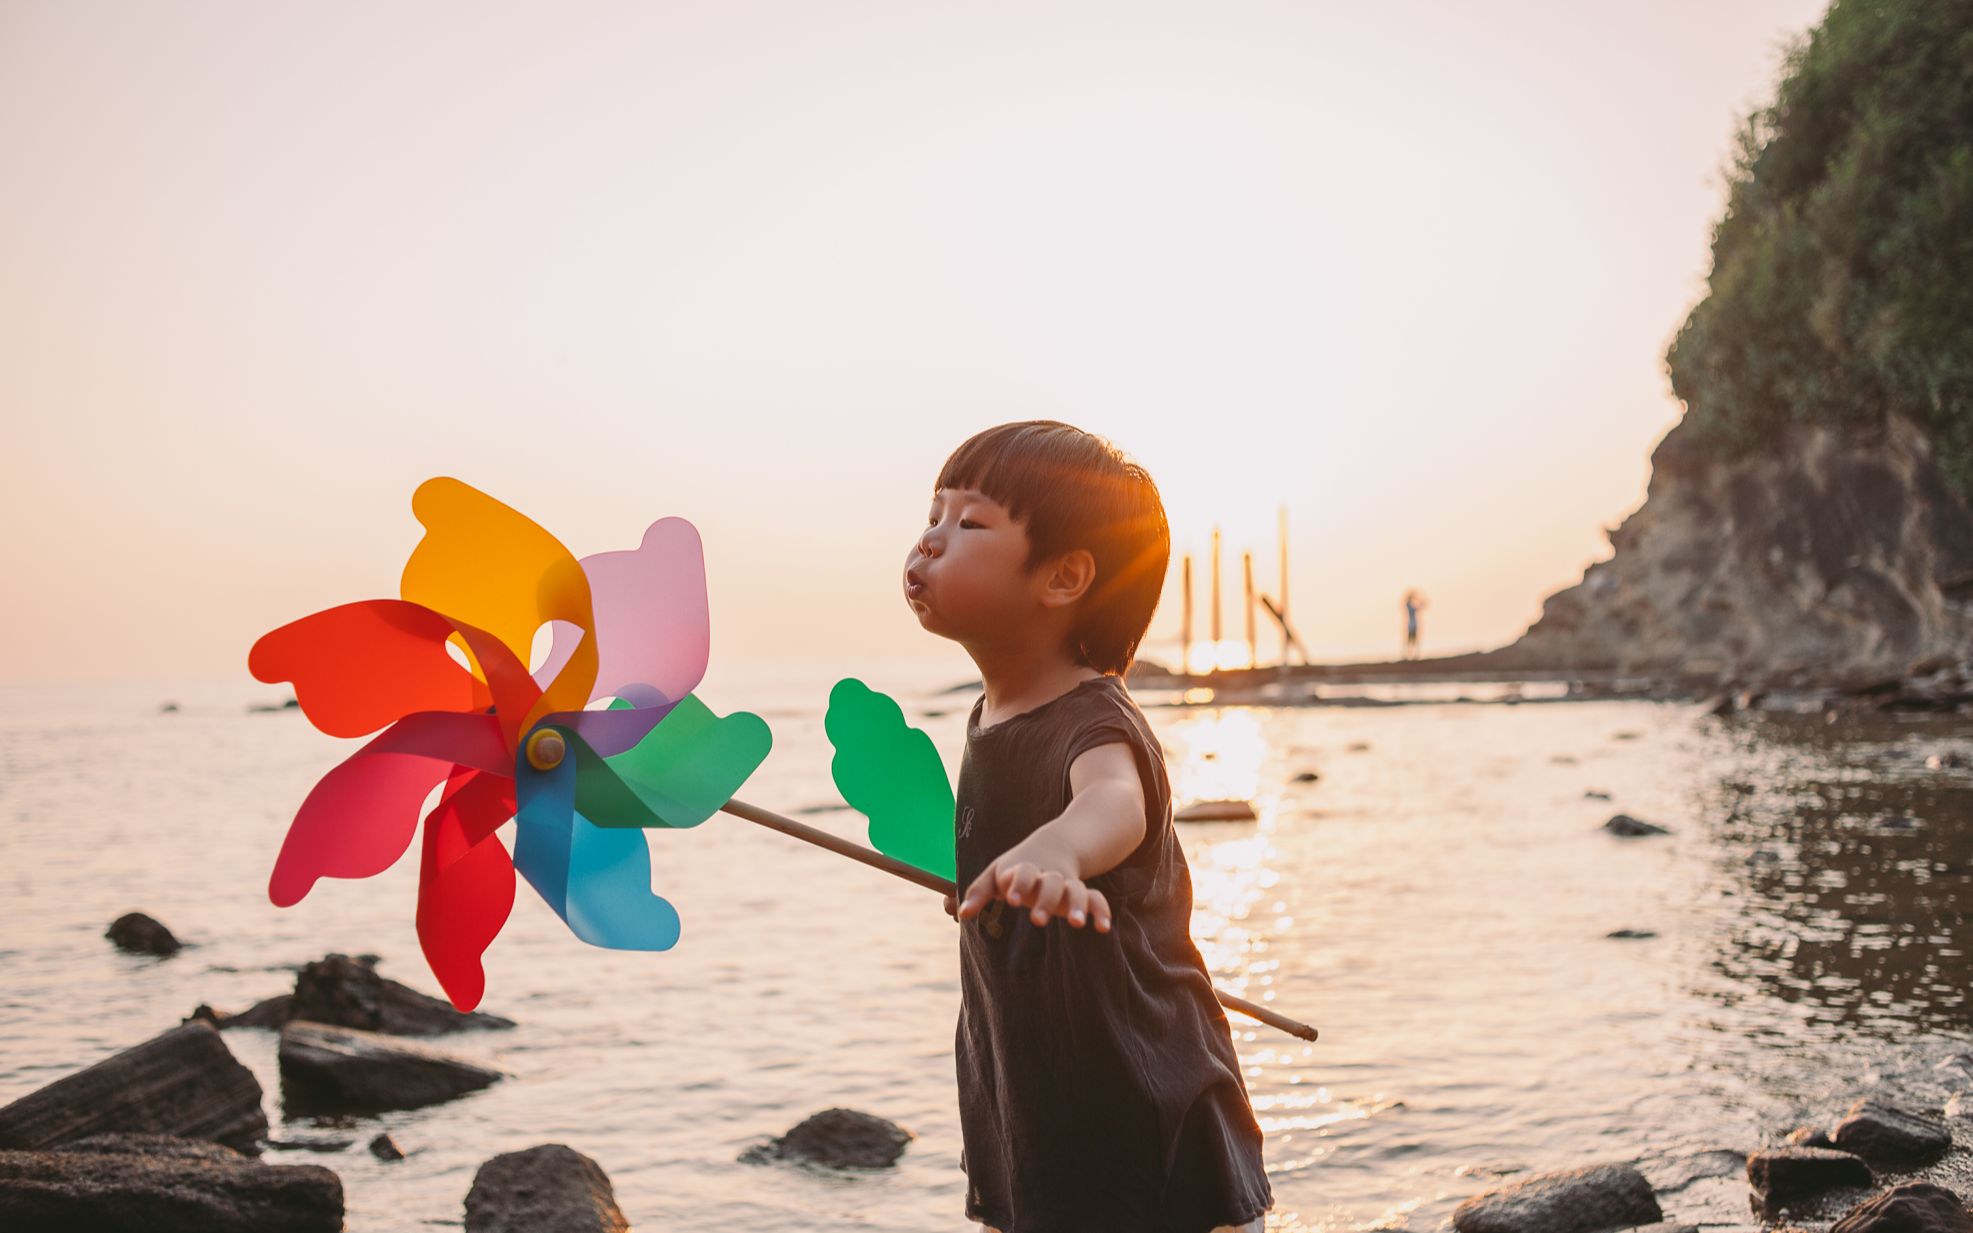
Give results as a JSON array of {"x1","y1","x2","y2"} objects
[{"x1": 904, "y1": 486, "x2": 1048, "y2": 644}]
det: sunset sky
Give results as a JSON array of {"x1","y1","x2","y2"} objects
[{"x1": 1, "y1": 0, "x2": 1830, "y2": 685}]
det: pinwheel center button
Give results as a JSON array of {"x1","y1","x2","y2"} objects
[{"x1": 525, "y1": 728, "x2": 568, "y2": 771}]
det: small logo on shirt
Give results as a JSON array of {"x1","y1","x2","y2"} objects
[{"x1": 957, "y1": 804, "x2": 977, "y2": 841}]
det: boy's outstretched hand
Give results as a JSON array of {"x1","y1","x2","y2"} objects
[{"x1": 955, "y1": 832, "x2": 1113, "y2": 932}]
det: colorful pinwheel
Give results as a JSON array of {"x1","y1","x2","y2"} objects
[{"x1": 249, "y1": 478, "x2": 771, "y2": 1011}]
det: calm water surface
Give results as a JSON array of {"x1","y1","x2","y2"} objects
[{"x1": 3, "y1": 658, "x2": 1970, "y2": 1231}]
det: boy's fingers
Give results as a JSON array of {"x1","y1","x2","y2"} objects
[
  {"x1": 999, "y1": 862, "x2": 1039, "y2": 908},
  {"x1": 1063, "y1": 881, "x2": 1090, "y2": 927},
  {"x1": 1087, "y1": 888, "x2": 1113, "y2": 933},
  {"x1": 941, "y1": 892, "x2": 958, "y2": 920},
  {"x1": 1030, "y1": 871, "x2": 1065, "y2": 926},
  {"x1": 958, "y1": 862, "x2": 1000, "y2": 918}
]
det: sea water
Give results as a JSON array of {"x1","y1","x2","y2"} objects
[{"x1": 3, "y1": 657, "x2": 1970, "y2": 1231}]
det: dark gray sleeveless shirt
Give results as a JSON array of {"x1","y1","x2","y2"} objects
[{"x1": 955, "y1": 673, "x2": 1272, "y2": 1233}]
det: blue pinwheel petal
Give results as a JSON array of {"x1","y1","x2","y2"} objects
[{"x1": 513, "y1": 751, "x2": 681, "y2": 950}]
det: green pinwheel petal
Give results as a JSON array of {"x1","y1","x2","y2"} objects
[
  {"x1": 824, "y1": 678, "x2": 955, "y2": 881},
  {"x1": 587, "y1": 693, "x2": 772, "y2": 829}
]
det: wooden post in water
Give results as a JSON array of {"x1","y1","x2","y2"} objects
[
  {"x1": 1278, "y1": 506, "x2": 1291, "y2": 667},
  {"x1": 1210, "y1": 527, "x2": 1222, "y2": 649},
  {"x1": 1180, "y1": 555, "x2": 1194, "y2": 677},
  {"x1": 1242, "y1": 551, "x2": 1257, "y2": 669}
]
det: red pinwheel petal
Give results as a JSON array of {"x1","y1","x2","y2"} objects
[
  {"x1": 249, "y1": 600, "x2": 488, "y2": 738},
  {"x1": 417, "y1": 771, "x2": 517, "y2": 1012},
  {"x1": 266, "y1": 713, "x2": 511, "y2": 907}
]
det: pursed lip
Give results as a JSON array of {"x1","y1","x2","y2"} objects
[{"x1": 905, "y1": 564, "x2": 928, "y2": 599}]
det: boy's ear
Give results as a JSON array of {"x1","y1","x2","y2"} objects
[{"x1": 1037, "y1": 548, "x2": 1097, "y2": 608}]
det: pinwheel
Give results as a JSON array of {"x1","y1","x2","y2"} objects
[{"x1": 250, "y1": 478, "x2": 771, "y2": 1011}]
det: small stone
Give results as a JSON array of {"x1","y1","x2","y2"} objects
[
  {"x1": 106, "y1": 912, "x2": 182, "y2": 957},
  {"x1": 1787, "y1": 1125, "x2": 1836, "y2": 1148},
  {"x1": 1585, "y1": 789, "x2": 1613, "y2": 801},
  {"x1": 1450, "y1": 1161, "x2": 1662, "y2": 1233},
  {"x1": 1606, "y1": 929, "x2": 1658, "y2": 940},
  {"x1": 1829, "y1": 1098, "x2": 1952, "y2": 1164},
  {"x1": 1746, "y1": 1147, "x2": 1873, "y2": 1209},
  {"x1": 741, "y1": 1107, "x2": 913, "y2": 1170},
  {"x1": 1604, "y1": 814, "x2": 1671, "y2": 837},
  {"x1": 465, "y1": 1144, "x2": 627, "y2": 1233},
  {"x1": 368, "y1": 1133, "x2": 404, "y2": 1162},
  {"x1": 1291, "y1": 771, "x2": 1320, "y2": 783}
]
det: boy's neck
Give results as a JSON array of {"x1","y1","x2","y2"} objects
[{"x1": 969, "y1": 645, "x2": 1105, "y2": 725}]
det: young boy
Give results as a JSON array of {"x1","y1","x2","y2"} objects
[{"x1": 904, "y1": 420, "x2": 1272, "y2": 1233}]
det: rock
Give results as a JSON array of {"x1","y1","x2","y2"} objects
[
  {"x1": 1878, "y1": 814, "x2": 1924, "y2": 830},
  {"x1": 1605, "y1": 814, "x2": 1672, "y2": 837},
  {"x1": 1606, "y1": 929, "x2": 1658, "y2": 940},
  {"x1": 1450, "y1": 1161, "x2": 1662, "y2": 1233},
  {"x1": 264, "y1": 1136, "x2": 354, "y2": 1153},
  {"x1": 741, "y1": 1107, "x2": 914, "y2": 1170},
  {"x1": 464, "y1": 1144, "x2": 628, "y2": 1233},
  {"x1": 158, "y1": 701, "x2": 179, "y2": 714},
  {"x1": 1586, "y1": 789, "x2": 1613, "y2": 800},
  {"x1": 0, "y1": 1133, "x2": 341, "y2": 1232},
  {"x1": 188, "y1": 994, "x2": 296, "y2": 1031},
  {"x1": 1829, "y1": 1098, "x2": 1952, "y2": 1164},
  {"x1": 368, "y1": 1133, "x2": 404, "y2": 1162},
  {"x1": 1346, "y1": 741, "x2": 1371, "y2": 752},
  {"x1": 1829, "y1": 1182, "x2": 1973, "y2": 1233},
  {"x1": 290, "y1": 953, "x2": 513, "y2": 1035},
  {"x1": 1925, "y1": 751, "x2": 1968, "y2": 770},
  {"x1": 1618, "y1": 1224, "x2": 1699, "y2": 1233},
  {"x1": 1746, "y1": 1147, "x2": 1874, "y2": 1210},
  {"x1": 0, "y1": 1022, "x2": 266, "y2": 1152},
  {"x1": 106, "y1": 912, "x2": 182, "y2": 957},
  {"x1": 1787, "y1": 1125, "x2": 1837, "y2": 1148},
  {"x1": 1291, "y1": 771, "x2": 1321, "y2": 783},
  {"x1": 278, "y1": 1020, "x2": 503, "y2": 1113},
  {"x1": 1175, "y1": 800, "x2": 1257, "y2": 822}
]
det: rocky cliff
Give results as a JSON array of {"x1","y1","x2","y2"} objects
[{"x1": 1495, "y1": 415, "x2": 1973, "y2": 686}]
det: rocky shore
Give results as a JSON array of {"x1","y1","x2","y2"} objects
[{"x1": 0, "y1": 941, "x2": 915, "y2": 1229}]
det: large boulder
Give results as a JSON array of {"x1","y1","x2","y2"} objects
[
  {"x1": 278, "y1": 1020, "x2": 503, "y2": 1113},
  {"x1": 1827, "y1": 1098, "x2": 1952, "y2": 1165},
  {"x1": 290, "y1": 953, "x2": 514, "y2": 1035},
  {"x1": 464, "y1": 1144, "x2": 628, "y2": 1233},
  {"x1": 1451, "y1": 1162, "x2": 1662, "y2": 1233},
  {"x1": 0, "y1": 1134, "x2": 341, "y2": 1232},
  {"x1": 0, "y1": 1022, "x2": 266, "y2": 1151}
]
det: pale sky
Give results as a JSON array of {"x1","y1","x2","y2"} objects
[{"x1": 0, "y1": 0, "x2": 1829, "y2": 684}]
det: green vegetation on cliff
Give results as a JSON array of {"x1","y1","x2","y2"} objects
[{"x1": 1665, "y1": 0, "x2": 1973, "y2": 491}]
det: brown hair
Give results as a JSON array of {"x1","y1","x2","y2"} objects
[{"x1": 935, "y1": 420, "x2": 1170, "y2": 676}]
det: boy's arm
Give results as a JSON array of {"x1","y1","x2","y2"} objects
[{"x1": 955, "y1": 741, "x2": 1147, "y2": 931}]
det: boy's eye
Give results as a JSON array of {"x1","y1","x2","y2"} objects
[{"x1": 959, "y1": 519, "x2": 981, "y2": 529}]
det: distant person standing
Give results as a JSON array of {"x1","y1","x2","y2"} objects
[{"x1": 1402, "y1": 589, "x2": 1428, "y2": 659}]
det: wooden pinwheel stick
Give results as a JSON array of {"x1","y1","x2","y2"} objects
[{"x1": 719, "y1": 797, "x2": 1319, "y2": 1043}]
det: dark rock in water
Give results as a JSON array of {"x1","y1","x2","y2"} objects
[
  {"x1": 1346, "y1": 741, "x2": 1371, "y2": 752},
  {"x1": 158, "y1": 701, "x2": 179, "y2": 714},
  {"x1": 264, "y1": 1136, "x2": 354, "y2": 1153},
  {"x1": 291, "y1": 953, "x2": 513, "y2": 1035},
  {"x1": 1829, "y1": 1182, "x2": 1973, "y2": 1233},
  {"x1": 106, "y1": 911, "x2": 182, "y2": 957},
  {"x1": 1924, "y1": 751, "x2": 1968, "y2": 770},
  {"x1": 249, "y1": 697, "x2": 302, "y2": 713},
  {"x1": 1747, "y1": 1147, "x2": 1874, "y2": 1210},
  {"x1": 1450, "y1": 1161, "x2": 1661, "y2": 1233},
  {"x1": 1877, "y1": 814, "x2": 1924, "y2": 830},
  {"x1": 0, "y1": 1133, "x2": 341, "y2": 1232},
  {"x1": 741, "y1": 1107, "x2": 914, "y2": 1170},
  {"x1": 1605, "y1": 814, "x2": 1672, "y2": 837},
  {"x1": 1617, "y1": 1223, "x2": 1699, "y2": 1233},
  {"x1": 278, "y1": 1021, "x2": 503, "y2": 1114},
  {"x1": 1606, "y1": 929, "x2": 1658, "y2": 940},
  {"x1": 368, "y1": 1133, "x2": 404, "y2": 1162},
  {"x1": 1787, "y1": 1125, "x2": 1837, "y2": 1148},
  {"x1": 1291, "y1": 770, "x2": 1321, "y2": 782},
  {"x1": 189, "y1": 994, "x2": 296, "y2": 1031},
  {"x1": 1828, "y1": 1097, "x2": 1952, "y2": 1164},
  {"x1": 1586, "y1": 789, "x2": 1613, "y2": 801},
  {"x1": 0, "y1": 1022, "x2": 266, "y2": 1152},
  {"x1": 465, "y1": 1144, "x2": 627, "y2": 1233}
]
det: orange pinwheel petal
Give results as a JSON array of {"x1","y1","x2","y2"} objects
[{"x1": 401, "y1": 478, "x2": 598, "y2": 731}]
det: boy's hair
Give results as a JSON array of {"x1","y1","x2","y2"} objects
[{"x1": 935, "y1": 420, "x2": 1170, "y2": 676}]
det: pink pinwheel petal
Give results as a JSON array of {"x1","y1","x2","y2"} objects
[
  {"x1": 417, "y1": 771, "x2": 517, "y2": 1011},
  {"x1": 545, "y1": 518, "x2": 709, "y2": 708}
]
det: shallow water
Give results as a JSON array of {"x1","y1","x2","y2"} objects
[{"x1": 3, "y1": 660, "x2": 1971, "y2": 1231}]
